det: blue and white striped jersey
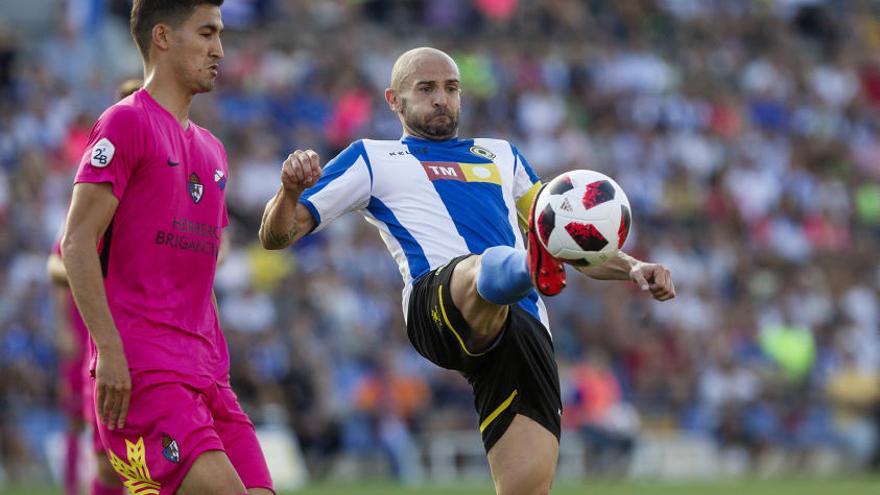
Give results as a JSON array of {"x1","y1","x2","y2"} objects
[{"x1": 300, "y1": 135, "x2": 549, "y2": 328}]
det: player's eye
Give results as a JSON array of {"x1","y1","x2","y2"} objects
[{"x1": 419, "y1": 86, "x2": 432, "y2": 93}]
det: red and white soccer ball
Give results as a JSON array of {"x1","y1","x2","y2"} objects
[{"x1": 534, "y1": 170, "x2": 631, "y2": 266}]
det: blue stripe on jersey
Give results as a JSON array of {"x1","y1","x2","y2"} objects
[
  {"x1": 511, "y1": 144, "x2": 540, "y2": 183},
  {"x1": 406, "y1": 137, "x2": 517, "y2": 255},
  {"x1": 430, "y1": 180, "x2": 516, "y2": 252},
  {"x1": 301, "y1": 140, "x2": 371, "y2": 202},
  {"x1": 366, "y1": 196, "x2": 430, "y2": 280},
  {"x1": 516, "y1": 290, "x2": 541, "y2": 322},
  {"x1": 402, "y1": 136, "x2": 542, "y2": 321}
]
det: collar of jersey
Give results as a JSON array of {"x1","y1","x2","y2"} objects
[
  {"x1": 138, "y1": 89, "x2": 196, "y2": 138},
  {"x1": 400, "y1": 135, "x2": 463, "y2": 147}
]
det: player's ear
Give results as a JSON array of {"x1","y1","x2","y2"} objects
[
  {"x1": 385, "y1": 88, "x2": 399, "y2": 112},
  {"x1": 152, "y1": 23, "x2": 172, "y2": 53}
]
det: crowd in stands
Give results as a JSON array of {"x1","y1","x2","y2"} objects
[{"x1": 0, "y1": 0, "x2": 878, "y2": 483}]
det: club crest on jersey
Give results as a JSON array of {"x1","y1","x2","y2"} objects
[
  {"x1": 189, "y1": 173, "x2": 203, "y2": 204},
  {"x1": 214, "y1": 169, "x2": 226, "y2": 190},
  {"x1": 469, "y1": 145, "x2": 495, "y2": 160},
  {"x1": 161, "y1": 433, "x2": 180, "y2": 463},
  {"x1": 90, "y1": 138, "x2": 115, "y2": 168}
]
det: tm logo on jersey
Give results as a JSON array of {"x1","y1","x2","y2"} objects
[{"x1": 421, "y1": 161, "x2": 501, "y2": 185}]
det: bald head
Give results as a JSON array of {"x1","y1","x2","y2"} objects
[
  {"x1": 390, "y1": 47, "x2": 459, "y2": 91},
  {"x1": 386, "y1": 47, "x2": 462, "y2": 141}
]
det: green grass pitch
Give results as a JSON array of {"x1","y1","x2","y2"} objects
[{"x1": 2, "y1": 477, "x2": 879, "y2": 495}]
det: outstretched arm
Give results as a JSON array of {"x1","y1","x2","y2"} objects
[
  {"x1": 259, "y1": 149, "x2": 321, "y2": 250},
  {"x1": 575, "y1": 251, "x2": 676, "y2": 301}
]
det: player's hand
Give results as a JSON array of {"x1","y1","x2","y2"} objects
[
  {"x1": 629, "y1": 262, "x2": 675, "y2": 301},
  {"x1": 281, "y1": 149, "x2": 321, "y2": 195},
  {"x1": 95, "y1": 344, "x2": 131, "y2": 431}
]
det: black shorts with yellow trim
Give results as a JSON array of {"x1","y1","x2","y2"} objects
[{"x1": 406, "y1": 255, "x2": 562, "y2": 452}]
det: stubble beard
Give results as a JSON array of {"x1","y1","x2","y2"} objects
[{"x1": 401, "y1": 97, "x2": 459, "y2": 140}]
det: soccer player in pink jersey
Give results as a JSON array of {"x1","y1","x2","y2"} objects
[{"x1": 61, "y1": 2, "x2": 272, "y2": 494}]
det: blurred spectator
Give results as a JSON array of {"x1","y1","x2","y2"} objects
[
  {"x1": 1, "y1": 0, "x2": 879, "y2": 483},
  {"x1": 562, "y1": 350, "x2": 639, "y2": 474}
]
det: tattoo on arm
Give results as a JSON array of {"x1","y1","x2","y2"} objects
[{"x1": 260, "y1": 208, "x2": 298, "y2": 249}]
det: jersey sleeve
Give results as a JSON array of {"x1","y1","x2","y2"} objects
[
  {"x1": 299, "y1": 140, "x2": 372, "y2": 233},
  {"x1": 74, "y1": 105, "x2": 144, "y2": 200},
  {"x1": 511, "y1": 144, "x2": 542, "y2": 228}
]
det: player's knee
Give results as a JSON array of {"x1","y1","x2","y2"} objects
[
  {"x1": 176, "y1": 451, "x2": 247, "y2": 495},
  {"x1": 450, "y1": 255, "x2": 481, "y2": 299},
  {"x1": 450, "y1": 256, "x2": 508, "y2": 341}
]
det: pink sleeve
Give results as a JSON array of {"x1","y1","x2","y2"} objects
[{"x1": 74, "y1": 105, "x2": 143, "y2": 200}]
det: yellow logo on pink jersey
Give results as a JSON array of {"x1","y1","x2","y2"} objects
[
  {"x1": 108, "y1": 437, "x2": 160, "y2": 495},
  {"x1": 420, "y1": 161, "x2": 502, "y2": 185}
]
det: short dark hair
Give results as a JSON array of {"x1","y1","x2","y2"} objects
[{"x1": 130, "y1": 0, "x2": 224, "y2": 61}]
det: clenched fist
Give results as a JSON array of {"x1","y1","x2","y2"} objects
[{"x1": 281, "y1": 149, "x2": 322, "y2": 194}]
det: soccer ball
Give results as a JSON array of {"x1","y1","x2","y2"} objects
[{"x1": 534, "y1": 170, "x2": 631, "y2": 266}]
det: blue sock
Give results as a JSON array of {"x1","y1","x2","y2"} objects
[{"x1": 476, "y1": 246, "x2": 532, "y2": 305}]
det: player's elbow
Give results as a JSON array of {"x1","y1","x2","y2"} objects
[
  {"x1": 59, "y1": 231, "x2": 76, "y2": 261},
  {"x1": 258, "y1": 232, "x2": 273, "y2": 250},
  {"x1": 60, "y1": 227, "x2": 92, "y2": 265},
  {"x1": 258, "y1": 226, "x2": 290, "y2": 250}
]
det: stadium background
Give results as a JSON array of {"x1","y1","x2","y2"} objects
[{"x1": 0, "y1": 0, "x2": 879, "y2": 493}]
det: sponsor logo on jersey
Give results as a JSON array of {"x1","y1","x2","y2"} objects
[
  {"x1": 214, "y1": 168, "x2": 226, "y2": 190},
  {"x1": 161, "y1": 433, "x2": 180, "y2": 463},
  {"x1": 155, "y1": 217, "x2": 221, "y2": 258},
  {"x1": 90, "y1": 138, "x2": 115, "y2": 168},
  {"x1": 420, "y1": 161, "x2": 501, "y2": 185},
  {"x1": 189, "y1": 173, "x2": 203, "y2": 204},
  {"x1": 108, "y1": 437, "x2": 161, "y2": 495}
]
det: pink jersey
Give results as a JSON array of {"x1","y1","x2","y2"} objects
[{"x1": 74, "y1": 89, "x2": 230, "y2": 381}]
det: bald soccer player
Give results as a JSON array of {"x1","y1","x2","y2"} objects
[{"x1": 260, "y1": 47, "x2": 675, "y2": 494}]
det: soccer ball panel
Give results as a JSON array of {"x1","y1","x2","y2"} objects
[
  {"x1": 581, "y1": 180, "x2": 616, "y2": 210},
  {"x1": 618, "y1": 204, "x2": 631, "y2": 248},
  {"x1": 534, "y1": 170, "x2": 632, "y2": 266}
]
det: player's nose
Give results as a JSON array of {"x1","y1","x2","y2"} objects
[
  {"x1": 432, "y1": 92, "x2": 449, "y2": 108},
  {"x1": 212, "y1": 39, "x2": 224, "y2": 60}
]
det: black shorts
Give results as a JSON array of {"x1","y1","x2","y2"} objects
[{"x1": 406, "y1": 255, "x2": 562, "y2": 452}]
